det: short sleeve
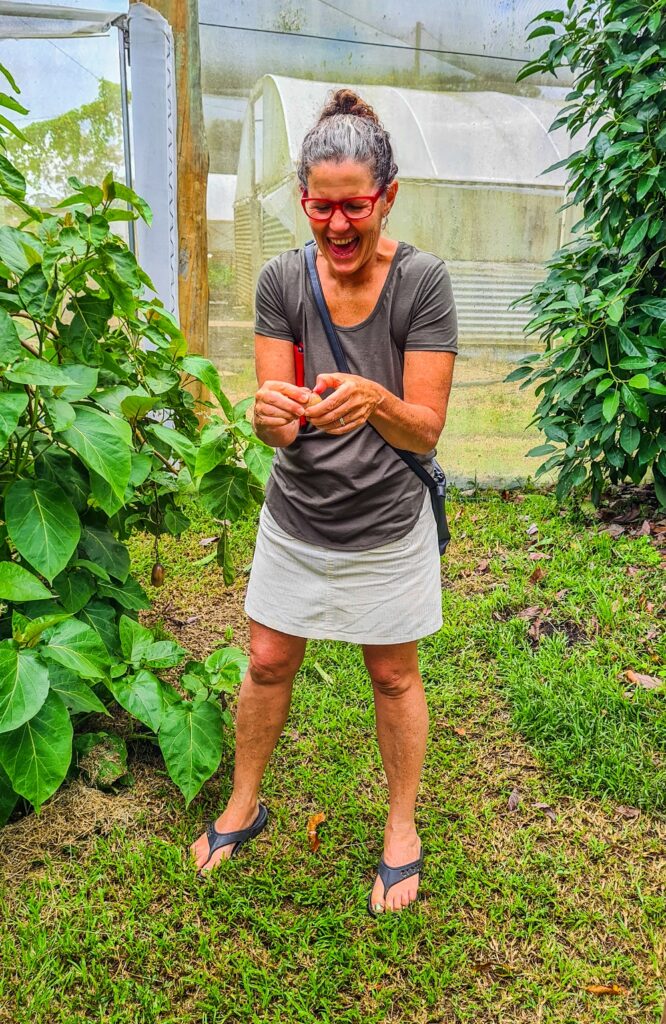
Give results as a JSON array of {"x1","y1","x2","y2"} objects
[
  {"x1": 255, "y1": 257, "x2": 295, "y2": 342},
  {"x1": 404, "y1": 260, "x2": 458, "y2": 354}
]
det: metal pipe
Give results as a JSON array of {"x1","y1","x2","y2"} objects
[{"x1": 117, "y1": 18, "x2": 135, "y2": 253}]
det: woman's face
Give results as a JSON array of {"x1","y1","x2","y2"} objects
[{"x1": 305, "y1": 160, "x2": 397, "y2": 278}]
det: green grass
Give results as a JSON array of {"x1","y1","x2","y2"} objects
[{"x1": 0, "y1": 491, "x2": 664, "y2": 1023}]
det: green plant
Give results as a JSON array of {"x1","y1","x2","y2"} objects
[
  {"x1": 0, "y1": 66, "x2": 272, "y2": 819},
  {"x1": 510, "y1": 0, "x2": 666, "y2": 506}
]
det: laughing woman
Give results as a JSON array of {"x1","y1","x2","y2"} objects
[{"x1": 192, "y1": 89, "x2": 458, "y2": 915}]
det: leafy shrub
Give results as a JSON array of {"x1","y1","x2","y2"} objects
[
  {"x1": 0, "y1": 67, "x2": 272, "y2": 820},
  {"x1": 512, "y1": 0, "x2": 666, "y2": 506}
]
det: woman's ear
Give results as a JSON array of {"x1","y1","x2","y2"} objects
[{"x1": 385, "y1": 180, "x2": 399, "y2": 213}]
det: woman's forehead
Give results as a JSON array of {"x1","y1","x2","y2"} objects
[{"x1": 306, "y1": 160, "x2": 375, "y2": 193}]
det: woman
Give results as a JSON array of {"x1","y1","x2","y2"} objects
[{"x1": 192, "y1": 89, "x2": 457, "y2": 915}]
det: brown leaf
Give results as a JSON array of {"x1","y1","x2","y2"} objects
[
  {"x1": 527, "y1": 523, "x2": 539, "y2": 537},
  {"x1": 307, "y1": 812, "x2": 326, "y2": 853},
  {"x1": 584, "y1": 984, "x2": 628, "y2": 996},
  {"x1": 199, "y1": 536, "x2": 219, "y2": 547},
  {"x1": 453, "y1": 726, "x2": 467, "y2": 737},
  {"x1": 476, "y1": 559, "x2": 490, "y2": 574},
  {"x1": 528, "y1": 620, "x2": 542, "y2": 642},
  {"x1": 517, "y1": 606, "x2": 541, "y2": 620},
  {"x1": 532, "y1": 801, "x2": 557, "y2": 823},
  {"x1": 528, "y1": 551, "x2": 552, "y2": 561},
  {"x1": 615, "y1": 805, "x2": 640, "y2": 820},
  {"x1": 529, "y1": 566, "x2": 546, "y2": 585},
  {"x1": 472, "y1": 961, "x2": 515, "y2": 978},
  {"x1": 604, "y1": 523, "x2": 626, "y2": 538},
  {"x1": 626, "y1": 565, "x2": 640, "y2": 576},
  {"x1": 507, "y1": 787, "x2": 521, "y2": 812},
  {"x1": 624, "y1": 670, "x2": 663, "y2": 691},
  {"x1": 555, "y1": 589, "x2": 569, "y2": 601},
  {"x1": 637, "y1": 520, "x2": 652, "y2": 536}
]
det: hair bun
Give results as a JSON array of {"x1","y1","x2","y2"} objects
[{"x1": 319, "y1": 88, "x2": 380, "y2": 125}]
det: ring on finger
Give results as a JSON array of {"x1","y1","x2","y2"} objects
[{"x1": 339, "y1": 416, "x2": 345, "y2": 426}]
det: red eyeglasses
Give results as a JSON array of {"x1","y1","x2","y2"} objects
[{"x1": 300, "y1": 187, "x2": 385, "y2": 222}]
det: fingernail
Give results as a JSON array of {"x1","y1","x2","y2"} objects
[{"x1": 373, "y1": 903, "x2": 384, "y2": 913}]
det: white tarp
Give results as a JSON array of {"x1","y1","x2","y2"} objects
[
  {"x1": 127, "y1": 3, "x2": 178, "y2": 318},
  {"x1": 0, "y1": 1, "x2": 127, "y2": 36}
]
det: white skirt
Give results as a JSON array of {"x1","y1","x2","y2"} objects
[{"x1": 244, "y1": 493, "x2": 442, "y2": 645}]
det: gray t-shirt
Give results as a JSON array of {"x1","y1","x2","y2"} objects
[{"x1": 255, "y1": 242, "x2": 458, "y2": 550}]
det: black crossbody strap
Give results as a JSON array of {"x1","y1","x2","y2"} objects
[{"x1": 304, "y1": 241, "x2": 437, "y2": 493}]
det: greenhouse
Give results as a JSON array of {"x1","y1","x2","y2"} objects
[{"x1": 233, "y1": 74, "x2": 584, "y2": 344}]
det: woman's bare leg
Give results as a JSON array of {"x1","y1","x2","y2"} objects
[
  {"x1": 362, "y1": 641, "x2": 428, "y2": 912},
  {"x1": 191, "y1": 620, "x2": 306, "y2": 872}
]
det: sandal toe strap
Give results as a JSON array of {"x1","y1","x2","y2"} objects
[
  {"x1": 377, "y1": 852, "x2": 424, "y2": 898},
  {"x1": 205, "y1": 803, "x2": 268, "y2": 858}
]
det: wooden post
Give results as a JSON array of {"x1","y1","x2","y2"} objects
[{"x1": 130, "y1": 0, "x2": 209, "y2": 364}]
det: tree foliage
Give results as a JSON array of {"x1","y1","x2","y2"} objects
[
  {"x1": 512, "y1": 0, "x2": 666, "y2": 506},
  {"x1": 0, "y1": 65, "x2": 272, "y2": 820}
]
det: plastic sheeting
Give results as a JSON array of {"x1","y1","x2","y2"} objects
[{"x1": 0, "y1": 1, "x2": 127, "y2": 37}]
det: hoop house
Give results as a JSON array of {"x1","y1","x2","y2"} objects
[{"x1": 234, "y1": 75, "x2": 585, "y2": 344}]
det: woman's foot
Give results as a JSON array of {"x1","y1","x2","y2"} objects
[
  {"x1": 369, "y1": 824, "x2": 422, "y2": 914},
  {"x1": 190, "y1": 798, "x2": 260, "y2": 874}
]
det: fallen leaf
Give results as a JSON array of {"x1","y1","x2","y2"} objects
[
  {"x1": 528, "y1": 619, "x2": 542, "y2": 642},
  {"x1": 199, "y1": 535, "x2": 220, "y2": 547},
  {"x1": 624, "y1": 670, "x2": 663, "y2": 691},
  {"x1": 307, "y1": 812, "x2": 326, "y2": 853},
  {"x1": 604, "y1": 523, "x2": 626, "y2": 538},
  {"x1": 517, "y1": 606, "x2": 541, "y2": 620},
  {"x1": 529, "y1": 566, "x2": 546, "y2": 585},
  {"x1": 453, "y1": 726, "x2": 467, "y2": 737},
  {"x1": 645, "y1": 628, "x2": 658, "y2": 641},
  {"x1": 626, "y1": 565, "x2": 639, "y2": 576},
  {"x1": 527, "y1": 523, "x2": 539, "y2": 537},
  {"x1": 555, "y1": 589, "x2": 569, "y2": 601},
  {"x1": 507, "y1": 787, "x2": 521, "y2": 812},
  {"x1": 584, "y1": 984, "x2": 628, "y2": 996},
  {"x1": 615, "y1": 805, "x2": 640, "y2": 820},
  {"x1": 528, "y1": 551, "x2": 552, "y2": 561},
  {"x1": 472, "y1": 961, "x2": 516, "y2": 978},
  {"x1": 637, "y1": 520, "x2": 652, "y2": 536},
  {"x1": 476, "y1": 559, "x2": 490, "y2": 573},
  {"x1": 532, "y1": 801, "x2": 557, "y2": 823}
]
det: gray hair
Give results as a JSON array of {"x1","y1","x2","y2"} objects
[{"x1": 297, "y1": 89, "x2": 398, "y2": 192}]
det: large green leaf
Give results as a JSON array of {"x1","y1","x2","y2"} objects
[
  {"x1": 198, "y1": 466, "x2": 251, "y2": 522},
  {"x1": 97, "y1": 576, "x2": 150, "y2": 611},
  {"x1": 107, "y1": 669, "x2": 165, "y2": 733},
  {"x1": 0, "y1": 645, "x2": 50, "y2": 734},
  {"x1": 0, "y1": 690, "x2": 73, "y2": 812},
  {"x1": 180, "y1": 355, "x2": 230, "y2": 411},
  {"x1": 41, "y1": 618, "x2": 111, "y2": 680},
  {"x1": 58, "y1": 364, "x2": 99, "y2": 402},
  {"x1": 63, "y1": 294, "x2": 113, "y2": 362},
  {"x1": 0, "y1": 308, "x2": 21, "y2": 366},
  {"x1": 0, "y1": 225, "x2": 41, "y2": 275},
  {"x1": 119, "y1": 614, "x2": 153, "y2": 665},
  {"x1": 78, "y1": 599, "x2": 119, "y2": 654},
  {"x1": 0, "y1": 390, "x2": 28, "y2": 446},
  {"x1": 60, "y1": 406, "x2": 131, "y2": 500},
  {"x1": 48, "y1": 663, "x2": 108, "y2": 716},
  {"x1": 5, "y1": 478, "x2": 80, "y2": 582},
  {"x1": 148, "y1": 423, "x2": 197, "y2": 474},
  {"x1": 80, "y1": 526, "x2": 130, "y2": 582},
  {"x1": 244, "y1": 442, "x2": 275, "y2": 486},
  {"x1": 18, "y1": 265, "x2": 58, "y2": 319},
  {"x1": 5, "y1": 359, "x2": 77, "y2": 388},
  {"x1": 0, "y1": 562, "x2": 52, "y2": 602},
  {"x1": 158, "y1": 699, "x2": 225, "y2": 805},
  {"x1": 52, "y1": 568, "x2": 96, "y2": 614},
  {"x1": 0, "y1": 761, "x2": 17, "y2": 826}
]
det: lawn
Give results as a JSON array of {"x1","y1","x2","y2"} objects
[{"x1": 0, "y1": 489, "x2": 664, "y2": 1024}]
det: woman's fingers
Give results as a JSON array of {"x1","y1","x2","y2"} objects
[{"x1": 255, "y1": 381, "x2": 311, "y2": 423}]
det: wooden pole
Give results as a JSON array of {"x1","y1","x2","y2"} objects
[{"x1": 130, "y1": 0, "x2": 209, "y2": 363}]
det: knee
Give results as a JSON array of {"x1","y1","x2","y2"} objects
[
  {"x1": 369, "y1": 665, "x2": 417, "y2": 699},
  {"x1": 248, "y1": 646, "x2": 300, "y2": 687}
]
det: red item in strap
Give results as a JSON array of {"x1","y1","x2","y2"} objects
[{"x1": 294, "y1": 341, "x2": 306, "y2": 426}]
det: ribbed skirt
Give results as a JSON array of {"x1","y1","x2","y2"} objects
[{"x1": 244, "y1": 493, "x2": 442, "y2": 645}]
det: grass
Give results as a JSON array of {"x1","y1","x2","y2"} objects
[{"x1": 0, "y1": 491, "x2": 664, "y2": 1023}]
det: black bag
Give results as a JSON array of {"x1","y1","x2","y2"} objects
[{"x1": 303, "y1": 241, "x2": 451, "y2": 555}]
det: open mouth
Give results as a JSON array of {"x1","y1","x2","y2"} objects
[{"x1": 326, "y1": 236, "x2": 360, "y2": 259}]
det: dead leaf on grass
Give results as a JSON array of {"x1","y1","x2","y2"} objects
[
  {"x1": 307, "y1": 812, "x2": 326, "y2": 852},
  {"x1": 507, "y1": 787, "x2": 521, "y2": 812},
  {"x1": 529, "y1": 566, "x2": 546, "y2": 585},
  {"x1": 475, "y1": 559, "x2": 490, "y2": 574},
  {"x1": 532, "y1": 801, "x2": 557, "y2": 823},
  {"x1": 637, "y1": 520, "x2": 652, "y2": 536},
  {"x1": 517, "y1": 606, "x2": 542, "y2": 620},
  {"x1": 555, "y1": 589, "x2": 568, "y2": 601},
  {"x1": 472, "y1": 961, "x2": 516, "y2": 978},
  {"x1": 604, "y1": 523, "x2": 626, "y2": 538},
  {"x1": 527, "y1": 524, "x2": 539, "y2": 537},
  {"x1": 624, "y1": 670, "x2": 663, "y2": 691},
  {"x1": 615, "y1": 805, "x2": 641, "y2": 821},
  {"x1": 584, "y1": 984, "x2": 628, "y2": 996},
  {"x1": 528, "y1": 551, "x2": 552, "y2": 561},
  {"x1": 199, "y1": 536, "x2": 219, "y2": 547}
]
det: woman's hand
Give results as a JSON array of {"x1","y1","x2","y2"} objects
[
  {"x1": 253, "y1": 380, "x2": 311, "y2": 430},
  {"x1": 304, "y1": 372, "x2": 384, "y2": 435}
]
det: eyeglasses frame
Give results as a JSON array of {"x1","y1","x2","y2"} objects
[{"x1": 300, "y1": 186, "x2": 386, "y2": 223}]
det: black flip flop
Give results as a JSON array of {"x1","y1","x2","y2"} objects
[
  {"x1": 367, "y1": 846, "x2": 424, "y2": 917},
  {"x1": 197, "y1": 802, "x2": 269, "y2": 877}
]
